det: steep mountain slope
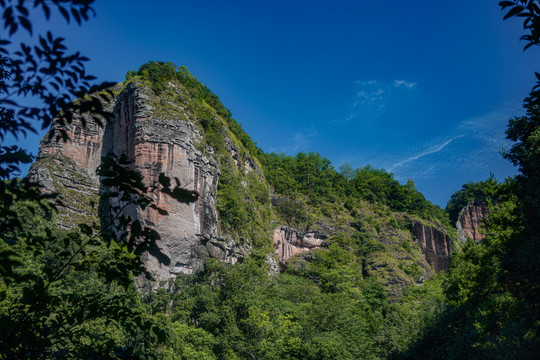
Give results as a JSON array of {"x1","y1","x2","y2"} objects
[
  {"x1": 263, "y1": 152, "x2": 454, "y2": 298},
  {"x1": 27, "y1": 62, "x2": 454, "y2": 296},
  {"x1": 28, "y1": 63, "x2": 272, "y2": 287}
]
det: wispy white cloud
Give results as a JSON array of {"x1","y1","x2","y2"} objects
[
  {"x1": 332, "y1": 103, "x2": 522, "y2": 206},
  {"x1": 339, "y1": 79, "x2": 417, "y2": 124},
  {"x1": 393, "y1": 80, "x2": 416, "y2": 89},
  {"x1": 378, "y1": 104, "x2": 521, "y2": 181},
  {"x1": 353, "y1": 88, "x2": 385, "y2": 107},
  {"x1": 387, "y1": 134, "x2": 465, "y2": 172},
  {"x1": 355, "y1": 80, "x2": 377, "y2": 86}
]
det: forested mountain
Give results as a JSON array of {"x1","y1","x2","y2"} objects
[{"x1": 1, "y1": 1, "x2": 539, "y2": 359}]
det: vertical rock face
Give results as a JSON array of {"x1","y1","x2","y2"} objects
[
  {"x1": 411, "y1": 221, "x2": 452, "y2": 272},
  {"x1": 456, "y1": 201, "x2": 489, "y2": 242},
  {"x1": 272, "y1": 226, "x2": 326, "y2": 266},
  {"x1": 104, "y1": 83, "x2": 221, "y2": 280},
  {"x1": 27, "y1": 103, "x2": 113, "y2": 229},
  {"x1": 28, "y1": 80, "x2": 251, "y2": 285}
]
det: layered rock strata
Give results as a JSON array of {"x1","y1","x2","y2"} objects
[
  {"x1": 27, "y1": 101, "x2": 115, "y2": 229},
  {"x1": 273, "y1": 226, "x2": 327, "y2": 267},
  {"x1": 456, "y1": 201, "x2": 489, "y2": 242},
  {"x1": 104, "y1": 83, "x2": 223, "y2": 281},
  {"x1": 411, "y1": 221, "x2": 452, "y2": 272},
  {"x1": 28, "y1": 81, "x2": 250, "y2": 284}
]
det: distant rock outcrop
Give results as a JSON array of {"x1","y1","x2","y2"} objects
[
  {"x1": 456, "y1": 201, "x2": 489, "y2": 242},
  {"x1": 411, "y1": 221, "x2": 452, "y2": 272},
  {"x1": 272, "y1": 226, "x2": 327, "y2": 267}
]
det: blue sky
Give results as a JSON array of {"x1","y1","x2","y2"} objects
[{"x1": 15, "y1": 0, "x2": 539, "y2": 207}]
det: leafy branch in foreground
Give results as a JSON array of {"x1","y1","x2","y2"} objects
[
  {"x1": 0, "y1": 151, "x2": 199, "y2": 358},
  {"x1": 500, "y1": 0, "x2": 540, "y2": 50},
  {"x1": 98, "y1": 153, "x2": 199, "y2": 284},
  {"x1": 0, "y1": 1, "x2": 201, "y2": 358}
]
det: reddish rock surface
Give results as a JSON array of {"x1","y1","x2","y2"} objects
[
  {"x1": 457, "y1": 201, "x2": 489, "y2": 242},
  {"x1": 411, "y1": 221, "x2": 452, "y2": 272},
  {"x1": 273, "y1": 226, "x2": 326, "y2": 266},
  {"x1": 27, "y1": 103, "x2": 113, "y2": 229},
  {"x1": 102, "y1": 84, "x2": 222, "y2": 281},
  {"x1": 28, "y1": 81, "x2": 252, "y2": 286}
]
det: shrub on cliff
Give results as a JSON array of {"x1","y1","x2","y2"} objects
[
  {"x1": 126, "y1": 61, "x2": 262, "y2": 160},
  {"x1": 445, "y1": 176, "x2": 501, "y2": 224}
]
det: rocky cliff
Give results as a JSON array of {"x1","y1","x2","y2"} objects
[
  {"x1": 27, "y1": 98, "x2": 114, "y2": 229},
  {"x1": 272, "y1": 226, "x2": 327, "y2": 268},
  {"x1": 27, "y1": 62, "x2": 455, "y2": 296},
  {"x1": 28, "y1": 70, "x2": 267, "y2": 285},
  {"x1": 104, "y1": 82, "x2": 224, "y2": 280},
  {"x1": 456, "y1": 201, "x2": 489, "y2": 242},
  {"x1": 273, "y1": 204, "x2": 452, "y2": 298},
  {"x1": 411, "y1": 220, "x2": 452, "y2": 272}
]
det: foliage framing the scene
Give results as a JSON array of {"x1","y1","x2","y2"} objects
[
  {"x1": 0, "y1": 1, "x2": 198, "y2": 358},
  {"x1": 0, "y1": 0, "x2": 539, "y2": 359}
]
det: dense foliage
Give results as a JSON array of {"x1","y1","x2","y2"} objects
[
  {"x1": 140, "y1": 247, "x2": 445, "y2": 360},
  {"x1": 401, "y1": 2, "x2": 540, "y2": 358},
  {"x1": 262, "y1": 152, "x2": 450, "y2": 227}
]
